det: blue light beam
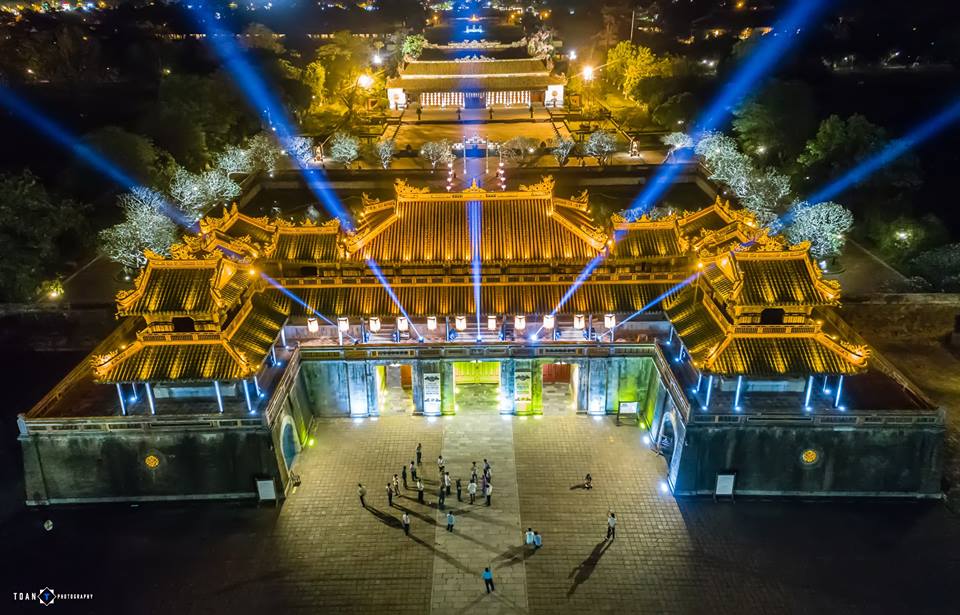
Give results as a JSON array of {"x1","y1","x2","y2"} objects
[
  {"x1": 625, "y1": 0, "x2": 830, "y2": 220},
  {"x1": 806, "y1": 96, "x2": 960, "y2": 205},
  {"x1": 186, "y1": 5, "x2": 351, "y2": 229},
  {"x1": 0, "y1": 85, "x2": 195, "y2": 229},
  {"x1": 365, "y1": 258, "x2": 423, "y2": 340}
]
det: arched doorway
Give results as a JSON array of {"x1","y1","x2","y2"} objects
[{"x1": 280, "y1": 416, "x2": 300, "y2": 470}]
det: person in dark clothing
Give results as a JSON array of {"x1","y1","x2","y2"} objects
[
  {"x1": 402, "y1": 465, "x2": 408, "y2": 488},
  {"x1": 386, "y1": 483, "x2": 393, "y2": 507},
  {"x1": 456, "y1": 478, "x2": 463, "y2": 501}
]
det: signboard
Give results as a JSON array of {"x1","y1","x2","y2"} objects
[
  {"x1": 514, "y1": 371, "x2": 532, "y2": 401},
  {"x1": 715, "y1": 473, "x2": 736, "y2": 500},
  {"x1": 423, "y1": 373, "x2": 441, "y2": 415},
  {"x1": 618, "y1": 401, "x2": 638, "y2": 416},
  {"x1": 256, "y1": 478, "x2": 277, "y2": 502}
]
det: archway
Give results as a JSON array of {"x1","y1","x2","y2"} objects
[{"x1": 280, "y1": 416, "x2": 300, "y2": 470}]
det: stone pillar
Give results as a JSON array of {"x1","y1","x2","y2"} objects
[
  {"x1": 499, "y1": 359, "x2": 516, "y2": 414},
  {"x1": 573, "y1": 361, "x2": 589, "y2": 414},
  {"x1": 513, "y1": 359, "x2": 533, "y2": 415},
  {"x1": 530, "y1": 359, "x2": 543, "y2": 415},
  {"x1": 346, "y1": 362, "x2": 375, "y2": 417},
  {"x1": 411, "y1": 360, "x2": 425, "y2": 415},
  {"x1": 440, "y1": 360, "x2": 455, "y2": 415},
  {"x1": 587, "y1": 358, "x2": 608, "y2": 414}
]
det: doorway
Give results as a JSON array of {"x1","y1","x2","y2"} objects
[
  {"x1": 454, "y1": 361, "x2": 500, "y2": 413},
  {"x1": 541, "y1": 361, "x2": 577, "y2": 415},
  {"x1": 280, "y1": 418, "x2": 300, "y2": 470},
  {"x1": 378, "y1": 363, "x2": 414, "y2": 414}
]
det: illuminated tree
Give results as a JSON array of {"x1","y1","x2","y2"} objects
[
  {"x1": 245, "y1": 133, "x2": 283, "y2": 174},
  {"x1": 420, "y1": 140, "x2": 454, "y2": 169},
  {"x1": 99, "y1": 188, "x2": 179, "y2": 270},
  {"x1": 304, "y1": 60, "x2": 327, "y2": 112},
  {"x1": 553, "y1": 138, "x2": 576, "y2": 166},
  {"x1": 500, "y1": 136, "x2": 539, "y2": 166},
  {"x1": 741, "y1": 169, "x2": 791, "y2": 226},
  {"x1": 402, "y1": 34, "x2": 427, "y2": 61},
  {"x1": 585, "y1": 131, "x2": 618, "y2": 167},
  {"x1": 376, "y1": 139, "x2": 396, "y2": 169},
  {"x1": 283, "y1": 136, "x2": 314, "y2": 167},
  {"x1": 527, "y1": 28, "x2": 555, "y2": 59},
  {"x1": 783, "y1": 201, "x2": 854, "y2": 259},
  {"x1": 215, "y1": 144, "x2": 255, "y2": 176},
  {"x1": 329, "y1": 132, "x2": 360, "y2": 166},
  {"x1": 694, "y1": 132, "x2": 753, "y2": 197},
  {"x1": 168, "y1": 167, "x2": 241, "y2": 220},
  {"x1": 661, "y1": 131, "x2": 693, "y2": 153}
]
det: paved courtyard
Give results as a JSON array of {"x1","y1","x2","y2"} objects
[{"x1": 4, "y1": 409, "x2": 960, "y2": 614}]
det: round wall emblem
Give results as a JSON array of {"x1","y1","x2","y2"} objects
[
  {"x1": 144, "y1": 454, "x2": 161, "y2": 469},
  {"x1": 800, "y1": 449, "x2": 819, "y2": 465}
]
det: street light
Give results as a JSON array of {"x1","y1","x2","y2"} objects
[
  {"x1": 357, "y1": 74, "x2": 374, "y2": 89},
  {"x1": 582, "y1": 66, "x2": 594, "y2": 81},
  {"x1": 372, "y1": 54, "x2": 382, "y2": 66},
  {"x1": 569, "y1": 50, "x2": 577, "y2": 60}
]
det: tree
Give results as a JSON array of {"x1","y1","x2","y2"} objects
[
  {"x1": 168, "y1": 167, "x2": 241, "y2": 221},
  {"x1": 605, "y1": 41, "x2": 636, "y2": 88},
  {"x1": 329, "y1": 132, "x2": 360, "y2": 166},
  {"x1": 694, "y1": 132, "x2": 753, "y2": 197},
  {"x1": 283, "y1": 136, "x2": 315, "y2": 168},
  {"x1": 401, "y1": 34, "x2": 427, "y2": 61},
  {"x1": 0, "y1": 172, "x2": 87, "y2": 302},
  {"x1": 797, "y1": 114, "x2": 921, "y2": 197},
  {"x1": 500, "y1": 137, "x2": 539, "y2": 166},
  {"x1": 553, "y1": 138, "x2": 576, "y2": 167},
  {"x1": 216, "y1": 144, "x2": 256, "y2": 176},
  {"x1": 304, "y1": 60, "x2": 327, "y2": 112},
  {"x1": 741, "y1": 170, "x2": 791, "y2": 226},
  {"x1": 527, "y1": 28, "x2": 555, "y2": 59},
  {"x1": 592, "y1": 6, "x2": 620, "y2": 54},
  {"x1": 241, "y1": 23, "x2": 285, "y2": 55},
  {"x1": 376, "y1": 139, "x2": 395, "y2": 169},
  {"x1": 662, "y1": 132, "x2": 693, "y2": 153},
  {"x1": 912, "y1": 244, "x2": 960, "y2": 291},
  {"x1": 246, "y1": 133, "x2": 283, "y2": 174},
  {"x1": 585, "y1": 131, "x2": 618, "y2": 167},
  {"x1": 420, "y1": 140, "x2": 454, "y2": 169},
  {"x1": 783, "y1": 201, "x2": 854, "y2": 260},
  {"x1": 732, "y1": 80, "x2": 817, "y2": 168},
  {"x1": 99, "y1": 188, "x2": 180, "y2": 270},
  {"x1": 80, "y1": 126, "x2": 174, "y2": 188},
  {"x1": 652, "y1": 92, "x2": 697, "y2": 130}
]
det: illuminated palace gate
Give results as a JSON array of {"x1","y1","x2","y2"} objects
[{"x1": 295, "y1": 347, "x2": 665, "y2": 419}]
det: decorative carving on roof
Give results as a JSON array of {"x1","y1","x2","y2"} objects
[
  {"x1": 454, "y1": 55, "x2": 495, "y2": 62},
  {"x1": 463, "y1": 178, "x2": 486, "y2": 194},
  {"x1": 395, "y1": 179, "x2": 430, "y2": 199},
  {"x1": 518, "y1": 175, "x2": 554, "y2": 195},
  {"x1": 361, "y1": 193, "x2": 383, "y2": 207},
  {"x1": 569, "y1": 189, "x2": 589, "y2": 205}
]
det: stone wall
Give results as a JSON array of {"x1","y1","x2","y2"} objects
[
  {"x1": 672, "y1": 421, "x2": 944, "y2": 498},
  {"x1": 20, "y1": 427, "x2": 278, "y2": 505}
]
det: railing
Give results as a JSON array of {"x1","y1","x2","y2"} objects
[
  {"x1": 22, "y1": 414, "x2": 265, "y2": 436},
  {"x1": 302, "y1": 340, "x2": 665, "y2": 362},
  {"x1": 732, "y1": 324, "x2": 819, "y2": 336},
  {"x1": 272, "y1": 271, "x2": 690, "y2": 288},
  {"x1": 650, "y1": 343, "x2": 692, "y2": 423},
  {"x1": 138, "y1": 331, "x2": 223, "y2": 343},
  {"x1": 689, "y1": 409, "x2": 944, "y2": 427}
]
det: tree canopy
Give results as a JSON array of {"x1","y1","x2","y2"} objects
[{"x1": 733, "y1": 80, "x2": 817, "y2": 168}]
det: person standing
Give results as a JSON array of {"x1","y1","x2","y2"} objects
[
  {"x1": 488, "y1": 108, "x2": 494, "y2": 121},
  {"x1": 417, "y1": 478, "x2": 424, "y2": 504},
  {"x1": 402, "y1": 512, "x2": 410, "y2": 535},
  {"x1": 410, "y1": 461, "x2": 418, "y2": 481},
  {"x1": 416, "y1": 106, "x2": 422, "y2": 122},
  {"x1": 444, "y1": 472, "x2": 452, "y2": 495},
  {"x1": 606, "y1": 512, "x2": 617, "y2": 540},
  {"x1": 456, "y1": 478, "x2": 463, "y2": 502},
  {"x1": 525, "y1": 528, "x2": 535, "y2": 546},
  {"x1": 386, "y1": 483, "x2": 394, "y2": 507},
  {"x1": 402, "y1": 464, "x2": 408, "y2": 489},
  {"x1": 471, "y1": 461, "x2": 478, "y2": 481},
  {"x1": 480, "y1": 472, "x2": 487, "y2": 495},
  {"x1": 483, "y1": 459, "x2": 490, "y2": 475},
  {"x1": 438, "y1": 485, "x2": 446, "y2": 510},
  {"x1": 446, "y1": 511, "x2": 455, "y2": 532},
  {"x1": 437, "y1": 455, "x2": 445, "y2": 475},
  {"x1": 457, "y1": 107, "x2": 462, "y2": 121},
  {"x1": 468, "y1": 479, "x2": 477, "y2": 504},
  {"x1": 358, "y1": 483, "x2": 367, "y2": 508},
  {"x1": 533, "y1": 531, "x2": 542, "y2": 550},
  {"x1": 393, "y1": 474, "x2": 401, "y2": 495},
  {"x1": 485, "y1": 482, "x2": 493, "y2": 506},
  {"x1": 416, "y1": 443, "x2": 422, "y2": 466},
  {"x1": 482, "y1": 568, "x2": 495, "y2": 593}
]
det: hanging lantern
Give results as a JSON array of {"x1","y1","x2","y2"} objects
[
  {"x1": 604, "y1": 314, "x2": 616, "y2": 329},
  {"x1": 337, "y1": 317, "x2": 350, "y2": 332},
  {"x1": 306, "y1": 317, "x2": 319, "y2": 333},
  {"x1": 427, "y1": 316, "x2": 437, "y2": 331},
  {"x1": 369, "y1": 317, "x2": 381, "y2": 333},
  {"x1": 543, "y1": 314, "x2": 555, "y2": 330},
  {"x1": 455, "y1": 315, "x2": 467, "y2": 331},
  {"x1": 397, "y1": 316, "x2": 409, "y2": 332},
  {"x1": 514, "y1": 315, "x2": 526, "y2": 331},
  {"x1": 573, "y1": 314, "x2": 586, "y2": 330},
  {"x1": 487, "y1": 315, "x2": 497, "y2": 331}
]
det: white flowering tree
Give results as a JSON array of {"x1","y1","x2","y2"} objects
[
  {"x1": 694, "y1": 131, "x2": 753, "y2": 196},
  {"x1": 245, "y1": 133, "x2": 283, "y2": 174},
  {"x1": 740, "y1": 169, "x2": 790, "y2": 226},
  {"x1": 215, "y1": 144, "x2": 255, "y2": 176},
  {"x1": 552, "y1": 138, "x2": 575, "y2": 166},
  {"x1": 784, "y1": 201, "x2": 854, "y2": 259},
  {"x1": 420, "y1": 140, "x2": 455, "y2": 169},
  {"x1": 527, "y1": 28, "x2": 555, "y2": 59},
  {"x1": 168, "y1": 167, "x2": 241, "y2": 220},
  {"x1": 283, "y1": 136, "x2": 314, "y2": 168},
  {"x1": 376, "y1": 139, "x2": 395, "y2": 169},
  {"x1": 585, "y1": 130, "x2": 618, "y2": 167},
  {"x1": 99, "y1": 188, "x2": 180, "y2": 270},
  {"x1": 329, "y1": 132, "x2": 360, "y2": 166},
  {"x1": 662, "y1": 131, "x2": 693, "y2": 155},
  {"x1": 500, "y1": 136, "x2": 538, "y2": 166}
]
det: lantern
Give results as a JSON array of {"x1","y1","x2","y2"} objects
[
  {"x1": 604, "y1": 314, "x2": 616, "y2": 329},
  {"x1": 543, "y1": 314, "x2": 555, "y2": 330},
  {"x1": 573, "y1": 314, "x2": 586, "y2": 330},
  {"x1": 397, "y1": 317, "x2": 409, "y2": 332},
  {"x1": 306, "y1": 317, "x2": 319, "y2": 333},
  {"x1": 455, "y1": 315, "x2": 467, "y2": 331},
  {"x1": 337, "y1": 317, "x2": 350, "y2": 332},
  {"x1": 487, "y1": 315, "x2": 497, "y2": 331},
  {"x1": 427, "y1": 316, "x2": 437, "y2": 331},
  {"x1": 368, "y1": 317, "x2": 381, "y2": 333},
  {"x1": 514, "y1": 315, "x2": 526, "y2": 331}
]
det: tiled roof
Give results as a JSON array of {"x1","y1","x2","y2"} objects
[
  {"x1": 734, "y1": 254, "x2": 836, "y2": 306},
  {"x1": 267, "y1": 281, "x2": 672, "y2": 318},
  {"x1": 386, "y1": 74, "x2": 562, "y2": 92},
  {"x1": 95, "y1": 341, "x2": 251, "y2": 383},
  {"x1": 663, "y1": 286, "x2": 728, "y2": 356},
  {"x1": 710, "y1": 337, "x2": 863, "y2": 376},
  {"x1": 272, "y1": 230, "x2": 340, "y2": 262},
  {"x1": 226, "y1": 294, "x2": 289, "y2": 362},
  {"x1": 118, "y1": 263, "x2": 219, "y2": 316},
  {"x1": 400, "y1": 58, "x2": 549, "y2": 76},
  {"x1": 613, "y1": 227, "x2": 685, "y2": 259},
  {"x1": 348, "y1": 195, "x2": 605, "y2": 263}
]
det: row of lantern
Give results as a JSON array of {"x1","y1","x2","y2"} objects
[{"x1": 306, "y1": 314, "x2": 618, "y2": 334}]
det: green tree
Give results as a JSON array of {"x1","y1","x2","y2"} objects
[
  {"x1": 401, "y1": 34, "x2": 427, "y2": 61},
  {"x1": 733, "y1": 81, "x2": 817, "y2": 168},
  {"x1": 241, "y1": 23, "x2": 285, "y2": 55},
  {"x1": 652, "y1": 93, "x2": 698, "y2": 130},
  {"x1": 605, "y1": 41, "x2": 636, "y2": 87},
  {"x1": 798, "y1": 114, "x2": 922, "y2": 205},
  {"x1": 304, "y1": 60, "x2": 328, "y2": 112},
  {"x1": 585, "y1": 131, "x2": 618, "y2": 167},
  {"x1": 0, "y1": 172, "x2": 87, "y2": 301}
]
